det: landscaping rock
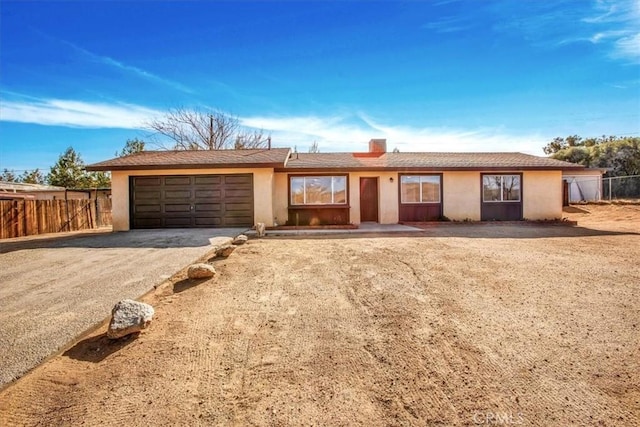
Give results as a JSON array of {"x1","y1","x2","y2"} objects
[
  {"x1": 187, "y1": 263, "x2": 216, "y2": 279},
  {"x1": 215, "y1": 244, "x2": 236, "y2": 258},
  {"x1": 107, "y1": 299, "x2": 154, "y2": 339},
  {"x1": 232, "y1": 234, "x2": 248, "y2": 245}
]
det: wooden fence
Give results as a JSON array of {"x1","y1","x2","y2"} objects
[{"x1": 0, "y1": 198, "x2": 112, "y2": 239}]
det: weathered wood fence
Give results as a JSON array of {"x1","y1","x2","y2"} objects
[{"x1": 0, "y1": 198, "x2": 112, "y2": 239}]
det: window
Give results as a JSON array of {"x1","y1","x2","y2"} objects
[
  {"x1": 482, "y1": 175, "x2": 521, "y2": 202},
  {"x1": 400, "y1": 175, "x2": 440, "y2": 203},
  {"x1": 290, "y1": 176, "x2": 347, "y2": 205}
]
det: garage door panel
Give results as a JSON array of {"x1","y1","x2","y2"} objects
[
  {"x1": 194, "y1": 217, "x2": 222, "y2": 226},
  {"x1": 131, "y1": 174, "x2": 253, "y2": 229},
  {"x1": 224, "y1": 202, "x2": 253, "y2": 211},
  {"x1": 135, "y1": 191, "x2": 161, "y2": 200},
  {"x1": 164, "y1": 204, "x2": 191, "y2": 213},
  {"x1": 164, "y1": 177, "x2": 191, "y2": 186},
  {"x1": 194, "y1": 176, "x2": 222, "y2": 185},
  {"x1": 195, "y1": 190, "x2": 221, "y2": 199},
  {"x1": 164, "y1": 217, "x2": 192, "y2": 227},
  {"x1": 164, "y1": 190, "x2": 193, "y2": 200},
  {"x1": 224, "y1": 175, "x2": 252, "y2": 185},
  {"x1": 135, "y1": 204, "x2": 162, "y2": 213},
  {"x1": 195, "y1": 203, "x2": 222, "y2": 212},
  {"x1": 134, "y1": 218, "x2": 162, "y2": 228},
  {"x1": 134, "y1": 177, "x2": 162, "y2": 186},
  {"x1": 224, "y1": 189, "x2": 252, "y2": 198}
]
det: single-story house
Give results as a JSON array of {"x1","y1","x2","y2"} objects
[{"x1": 86, "y1": 139, "x2": 585, "y2": 231}]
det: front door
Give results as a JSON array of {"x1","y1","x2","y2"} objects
[{"x1": 360, "y1": 177, "x2": 379, "y2": 222}]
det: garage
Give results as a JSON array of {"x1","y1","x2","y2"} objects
[{"x1": 130, "y1": 174, "x2": 253, "y2": 228}]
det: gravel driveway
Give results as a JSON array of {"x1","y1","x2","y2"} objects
[{"x1": 0, "y1": 228, "x2": 246, "y2": 386}]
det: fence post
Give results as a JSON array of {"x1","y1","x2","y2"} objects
[{"x1": 609, "y1": 178, "x2": 612, "y2": 201}]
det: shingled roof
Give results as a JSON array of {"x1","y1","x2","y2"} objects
[
  {"x1": 87, "y1": 148, "x2": 583, "y2": 172},
  {"x1": 86, "y1": 148, "x2": 292, "y2": 171},
  {"x1": 279, "y1": 152, "x2": 584, "y2": 171}
]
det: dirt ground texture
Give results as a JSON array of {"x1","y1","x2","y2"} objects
[
  {"x1": 0, "y1": 205, "x2": 638, "y2": 426},
  {"x1": 0, "y1": 228, "x2": 244, "y2": 386}
]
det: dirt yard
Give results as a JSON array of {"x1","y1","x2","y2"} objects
[{"x1": 1, "y1": 205, "x2": 638, "y2": 426}]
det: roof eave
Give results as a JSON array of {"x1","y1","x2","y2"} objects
[
  {"x1": 86, "y1": 162, "x2": 283, "y2": 172},
  {"x1": 276, "y1": 165, "x2": 585, "y2": 173}
]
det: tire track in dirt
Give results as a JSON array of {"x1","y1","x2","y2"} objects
[{"x1": 1, "y1": 228, "x2": 638, "y2": 426}]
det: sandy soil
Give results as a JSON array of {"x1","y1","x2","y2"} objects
[
  {"x1": 1, "y1": 205, "x2": 638, "y2": 426},
  {"x1": 0, "y1": 228, "x2": 244, "y2": 386}
]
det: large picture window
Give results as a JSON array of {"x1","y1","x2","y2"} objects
[
  {"x1": 400, "y1": 175, "x2": 441, "y2": 203},
  {"x1": 483, "y1": 175, "x2": 521, "y2": 202},
  {"x1": 290, "y1": 176, "x2": 347, "y2": 205}
]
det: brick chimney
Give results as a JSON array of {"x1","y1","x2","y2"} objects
[{"x1": 369, "y1": 139, "x2": 387, "y2": 153}]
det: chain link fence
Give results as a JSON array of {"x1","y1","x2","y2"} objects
[
  {"x1": 564, "y1": 174, "x2": 640, "y2": 202},
  {"x1": 602, "y1": 175, "x2": 640, "y2": 201}
]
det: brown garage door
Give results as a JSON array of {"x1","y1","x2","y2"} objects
[{"x1": 130, "y1": 174, "x2": 253, "y2": 228}]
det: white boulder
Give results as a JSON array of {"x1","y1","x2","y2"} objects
[
  {"x1": 187, "y1": 263, "x2": 216, "y2": 279},
  {"x1": 107, "y1": 299, "x2": 154, "y2": 339}
]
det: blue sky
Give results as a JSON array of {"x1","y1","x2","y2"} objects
[{"x1": 1, "y1": 0, "x2": 639, "y2": 172}]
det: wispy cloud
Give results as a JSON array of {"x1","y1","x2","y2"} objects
[
  {"x1": 495, "y1": 0, "x2": 640, "y2": 63},
  {"x1": 34, "y1": 29, "x2": 194, "y2": 94},
  {"x1": 240, "y1": 113, "x2": 546, "y2": 155},
  {"x1": 422, "y1": 16, "x2": 473, "y2": 33},
  {"x1": 0, "y1": 97, "x2": 161, "y2": 129},
  {"x1": 0, "y1": 98, "x2": 548, "y2": 154}
]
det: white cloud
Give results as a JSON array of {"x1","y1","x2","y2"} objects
[
  {"x1": 612, "y1": 32, "x2": 640, "y2": 61},
  {"x1": 0, "y1": 98, "x2": 161, "y2": 129},
  {"x1": 496, "y1": 0, "x2": 640, "y2": 63},
  {"x1": 240, "y1": 113, "x2": 547, "y2": 155},
  {"x1": 1, "y1": 99, "x2": 548, "y2": 154}
]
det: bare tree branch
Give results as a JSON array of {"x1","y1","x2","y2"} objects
[
  {"x1": 145, "y1": 108, "x2": 265, "y2": 150},
  {"x1": 235, "y1": 128, "x2": 270, "y2": 149}
]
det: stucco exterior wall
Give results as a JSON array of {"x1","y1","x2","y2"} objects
[
  {"x1": 523, "y1": 170, "x2": 563, "y2": 220},
  {"x1": 273, "y1": 172, "x2": 289, "y2": 226},
  {"x1": 442, "y1": 172, "x2": 481, "y2": 221},
  {"x1": 111, "y1": 168, "x2": 274, "y2": 231},
  {"x1": 348, "y1": 172, "x2": 399, "y2": 224}
]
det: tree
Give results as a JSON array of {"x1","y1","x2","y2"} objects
[
  {"x1": 308, "y1": 141, "x2": 320, "y2": 153},
  {"x1": 19, "y1": 169, "x2": 47, "y2": 184},
  {"x1": 234, "y1": 130, "x2": 269, "y2": 149},
  {"x1": 87, "y1": 171, "x2": 111, "y2": 188},
  {"x1": 116, "y1": 138, "x2": 146, "y2": 157},
  {"x1": 48, "y1": 147, "x2": 87, "y2": 188},
  {"x1": 1, "y1": 168, "x2": 17, "y2": 182},
  {"x1": 146, "y1": 108, "x2": 269, "y2": 150},
  {"x1": 544, "y1": 135, "x2": 640, "y2": 177},
  {"x1": 48, "y1": 147, "x2": 111, "y2": 189}
]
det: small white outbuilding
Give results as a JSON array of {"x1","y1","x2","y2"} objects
[{"x1": 562, "y1": 169, "x2": 606, "y2": 202}]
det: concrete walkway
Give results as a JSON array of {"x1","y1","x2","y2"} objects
[
  {"x1": 246, "y1": 222, "x2": 423, "y2": 237},
  {"x1": 0, "y1": 228, "x2": 246, "y2": 387}
]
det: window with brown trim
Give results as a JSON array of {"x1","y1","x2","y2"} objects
[
  {"x1": 290, "y1": 176, "x2": 347, "y2": 205},
  {"x1": 482, "y1": 175, "x2": 521, "y2": 202},
  {"x1": 400, "y1": 175, "x2": 441, "y2": 203}
]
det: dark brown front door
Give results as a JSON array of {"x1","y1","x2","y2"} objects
[{"x1": 360, "y1": 177, "x2": 378, "y2": 222}]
